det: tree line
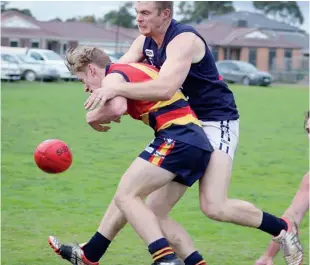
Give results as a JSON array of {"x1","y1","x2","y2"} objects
[{"x1": 1, "y1": 1, "x2": 304, "y2": 28}]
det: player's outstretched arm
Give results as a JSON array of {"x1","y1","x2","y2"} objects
[
  {"x1": 255, "y1": 172, "x2": 309, "y2": 265},
  {"x1": 115, "y1": 32, "x2": 197, "y2": 101},
  {"x1": 118, "y1": 35, "x2": 145, "y2": 63}
]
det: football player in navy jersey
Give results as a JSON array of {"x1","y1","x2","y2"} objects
[{"x1": 83, "y1": 2, "x2": 303, "y2": 265}]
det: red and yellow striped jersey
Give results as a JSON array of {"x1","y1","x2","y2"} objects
[{"x1": 106, "y1": 63, "x2": 211, "y2": 150}]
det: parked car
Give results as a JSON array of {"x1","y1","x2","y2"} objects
[
  {"x1": 25, "y1": 48, "x2": 77, "y2": 81},
  {"x1": 1, "y1": 57, "x2": 21, "y2": 81},
  {"x1": 104, "y1": 49, "x2": 123, "y2": 62},
  {"x1": 1, "y1": 52, "x2": 59, "y2": 81},
  {"x1": 216, "y1": 60, "x2": 272, "y2": 86}
]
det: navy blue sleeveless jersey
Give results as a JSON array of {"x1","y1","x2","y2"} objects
[{"x1": 142, "y1": 19, "x2": 239, "y2": 122}]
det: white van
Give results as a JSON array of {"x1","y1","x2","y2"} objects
[
  {"x1": 1, "y1": 57, "x2": 21, "y2": 81},
  {"x1": 26, "y1": 48, "x2": 77, "y2": 80},
  {"x1": 1, "y1": 51, "x2": 59, "y2": 81},
  {"x1": 1, "y1": 47, "x2": 76, "y2": 80}
]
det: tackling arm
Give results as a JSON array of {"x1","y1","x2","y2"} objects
[{"x1": 115, "y1": 33, "x2": 196, "y2": 101}]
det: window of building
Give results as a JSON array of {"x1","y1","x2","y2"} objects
[
  {"x1": 31, "y1": 41, "x2": 40, "y2": 48},
  {"x1": 285, "y1": 49, "x2": 292, "y2": 71},
  {"x1": 212, "y1": 46, "x2": 218, "y2": 61},
  {"x1": 268, "y1": 48, "x2": 276, "y2": 71},
  {"x1": 224, "y1": 48, "x2": 229, "y2": 60},
  {"x1": 249, "y1": 48, "x2": 257, "y2": 66},
  {"x1": 10, "y1": 40, "x2": 19, "y2": 47},
  {"x1": 63, "y1": 43, "x2": 67, "y2": 54}
]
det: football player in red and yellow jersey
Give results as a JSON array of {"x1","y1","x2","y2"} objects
[{"x1": 48, "y1": 46, "x2": 213, "y2": 265}]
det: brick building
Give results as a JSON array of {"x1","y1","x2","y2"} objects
[
  {"x1": 1, "y1": 10, "x2": 139, "y2": 56},
  {"x1": 1, "y1": 10, "x2": 308, "y2": 74},
  {"x1": 194, "y1": 11, "x2": 309, "y2": 73}
]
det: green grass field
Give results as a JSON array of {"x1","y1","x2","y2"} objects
[{"x1": 2, "y1": 81, "x2": 309, "y2": 265}]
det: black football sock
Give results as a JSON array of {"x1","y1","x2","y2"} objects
[
  {"x1": 258, "y1": 212, "x2": 288, "y2": 236},
  {"x1": 184, "y1": 251, "x2": 207, "y2": 265},
  {"x1": 82, "y1": 231, "x2": 111, "y2": 262}
]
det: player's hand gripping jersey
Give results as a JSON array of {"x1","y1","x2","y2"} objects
[{"x1": 106, "y1": 63, "x2": 213, "y2": 152}]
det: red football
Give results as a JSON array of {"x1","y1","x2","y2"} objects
[{"x1": 34, "y1": 139, "x2": 73, "y2": 174}]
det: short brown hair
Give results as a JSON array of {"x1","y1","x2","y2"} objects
[
  {"x1": 154, "y1": 1, "x2": 173, "y2": 17},
  {"x1": 65, "y1": 46, "x2": 111, "y2": 73}
]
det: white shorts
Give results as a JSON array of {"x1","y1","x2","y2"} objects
[{"x1": 200, "y1": 119, "x2": 240, "y2": 160}]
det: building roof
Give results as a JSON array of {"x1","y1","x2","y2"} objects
[
  {"x1": 194, "y1": 22, "x2": 303, "y2": 49},
  {"x1": 1, "y1": 11, "x2": 307, "y2": 50},
  {"x1": 1, "y1": 10, "x2": 139, "y2": 43},
  {"x1": 202, "y1": 11, "x2": 304, "y2": 32},
  {"x1": 272, "y1": 30, "x2": 309, "y2": 50}
]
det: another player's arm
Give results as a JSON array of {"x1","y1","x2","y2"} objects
[
  {"x1": 256, "y1": 172, "x2": 309, "y2": 263},
  {"x1": 86, "y1": 74, "x2": 128, "y2": 131},
  {"x1": 118, "y1": 35, "x2": 145, "y2": 63},
  {"x1": 115, "y1": 33, "x2": 197, "y2": 100}
]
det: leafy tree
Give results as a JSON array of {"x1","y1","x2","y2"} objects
[
  {"x1": 79, "y1": 15, "x2": 96, "y2": 23},
  {"x1": 3, "y1": 6, "x2": 34, "y2": 17},
  {"x1": 66, "y1": 17, "x2": 77, "y2": 22},
  {"x1": 253, "y1": 1, "x2": 304, "y2": 25},
  {"x1": 1, "y1": 1, "x2": 9, "y2": 12},
  {"x1": 100, "y1": 2, "x2": 135, "y2": 28},
  {"x1": 177, "y1": 1, "x2": 235, "y2": 23}
]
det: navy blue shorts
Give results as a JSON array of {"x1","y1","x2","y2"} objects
[{"x1": 139, "y1": 137, "x2": 212, "y2": 187}]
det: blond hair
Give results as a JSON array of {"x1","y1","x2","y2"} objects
[{"x1": 65, "y1": 46, "x2": 111, "y2": 73}]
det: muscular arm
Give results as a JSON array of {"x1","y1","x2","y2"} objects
[
  {"x1": 115, "y1": 33, "x2": 198, "y2": 101},
  {"x1": 86, "y1": 74, "x2": 128, "y2": 129},
  {"x1": 118, "y1": 35, "x2": 145, "y2": 63}
]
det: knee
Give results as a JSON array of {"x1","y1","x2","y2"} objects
[
  {"x1": 200, "y1": 199, "x2": 227, "y2": 221},
  {"x1": 114, "y1": 190, "x2": 132, "y2": 211}
]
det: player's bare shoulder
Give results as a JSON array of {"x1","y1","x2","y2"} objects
[{"x1": 167, "y1": 32, "x2": 205, "y2": 63}]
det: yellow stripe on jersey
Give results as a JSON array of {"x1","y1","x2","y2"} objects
[
  {"x1": 157, "y1": 114, "x2": 202, "y2": 131},
  {"x1": 150, "y1": 91, "x2": 187, "y2": 111},
  {"x1": 141, "y1": 112, "x2": 149, "y2": 125},
  {"x1": 129, "y1": 62, "x2": 188, "y2": 117},
  {"x1": 129, "y1": 63, "x2": 160, "y2": 80}
]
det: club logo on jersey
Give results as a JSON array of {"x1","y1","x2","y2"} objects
[
  {"x1": 164, "y1": 138, "x2": 175, "y2": 145},
  {"x1": 145, "y1": 49, "x2": 154, "y2": 57},
  {"x1": 145, "y1": 49, "x2": 155, "y2": 66}
]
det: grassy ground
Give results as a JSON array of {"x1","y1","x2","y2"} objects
[{"x1": 1, "y1": 81, "x2": 309, "y2": 265}]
